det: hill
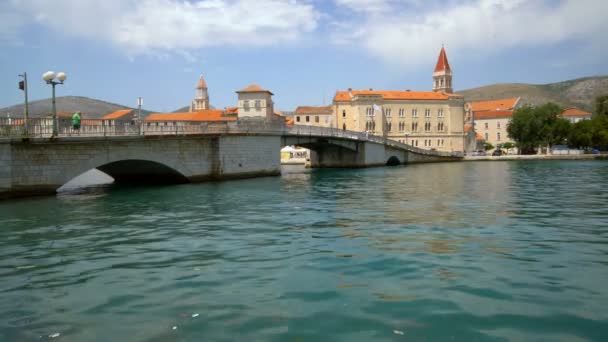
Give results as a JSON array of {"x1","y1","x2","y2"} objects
[
  {"x1": 0, "y1": 96, "x2": 155, "y2": 119},
  {"x1": 458, "y1": 76, "x2": 608, "y2": 111}
]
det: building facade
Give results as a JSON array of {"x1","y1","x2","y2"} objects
[
  {"x1": 294, "y1": 106, "x2": 334, "y2": 127},
  {"x1": 330, "y1": 47, "x2": 465, "y2": 152},
  {"x1": 466, "y1": 97, "x2": 521, "y2": 148},
  {"x1": 236, "y1": 84, "x2": 276, "y2": 120}
]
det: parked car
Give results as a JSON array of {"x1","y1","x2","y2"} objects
[
  {"x1": 492, "y1": 149, "x2": 504, "y2": 156},
  {"x1": 472, "y1": 150, "x2": 487, "y2": 156}
]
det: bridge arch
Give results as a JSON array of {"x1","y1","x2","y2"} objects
[
  {"x1": 386, "y1": 156, "x2": 401, "y2": 166},
  {"x1": 58, "y1": 158, "x2": 190, "y2": 193}
]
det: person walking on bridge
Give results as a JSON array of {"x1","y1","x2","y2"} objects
[{"x1": 72, "y1": 111, "x2": 81, "y2": 131}]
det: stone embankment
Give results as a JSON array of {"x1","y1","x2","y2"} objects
[{"x1": 464, "y1": 154, "x2": 606, "y2": 161}]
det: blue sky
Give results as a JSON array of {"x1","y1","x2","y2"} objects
[{"x1": 1, "y1": 0, "x2": 607, "y2": 112}]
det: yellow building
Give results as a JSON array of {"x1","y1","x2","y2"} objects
[
  {"x1": 331, "y1": 47, "x2": 466, "y2": 152},
  {"x1": 465, "y1": 97, "x2": 521, "y2": 148}
]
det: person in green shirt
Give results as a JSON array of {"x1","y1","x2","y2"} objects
[{"x1": 72, "y1": 112, "x2": 81, "y2": 130}]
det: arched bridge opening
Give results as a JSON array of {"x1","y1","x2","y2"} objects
[
  {"x1": 386, "y1": 156, "x2": 401, "y2": 166},
  {"x1": 96, "y1": 160, "x2": 190, "y2": 184}
]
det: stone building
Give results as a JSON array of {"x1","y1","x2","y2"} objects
[
  {"x1": 466, "y1": 97, "x2": 521, "y2": 148},
  {"x1": 294, "y1": 106, "x2": 334, "y2": 127},
  {"x1": 236, "y1": 84, "x2": 276, "y2": 120},
  {"x1": 331, "y1": 47, "x2": 466, "y2": 152}
]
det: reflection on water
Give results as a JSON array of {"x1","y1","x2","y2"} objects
[{"x1": 1, "y1": 161, "x2": 608, "y2": 341}]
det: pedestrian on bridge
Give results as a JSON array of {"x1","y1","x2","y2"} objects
[{"x1": 72, "y1": 112, "x2": 81, "y2": 131}]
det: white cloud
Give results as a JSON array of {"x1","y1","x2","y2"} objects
[
  {"x1": 7, "y1": 0, "x2": 320, "y2": 56},
  {"x1": 331, "y1": 0, "x2": 608, "y2": 68}
]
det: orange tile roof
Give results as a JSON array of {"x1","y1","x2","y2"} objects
[
  {"x1": 145, "y1": 110, "x2": 236, "y2": 122},
  {"x1": 561, "y1": 107, "x2": 591, "y2": 117},
  {"x1": 434, "y1": 46, "x2": 451, "y2": 73},
  {"x1": 196, "y1": 75, "x2": 207, "y2": 89},
  {"x1": 470, "y1": 97, "x2": 519, "y2": 112},
  {"x1": 464, "y1": 124, "x2": 472, "y2": 132},
  {"x1": 225, "y1": 106, "x2": 239, "y2": 115},
  {"x1": 236, "y1": 84, "x2": 274, "y2": 95},
  {"x1": 334, "y1": 89, "x2": 456, "y2": 102},
  {"x1": 102, "y1": 109, "x2": 134, "y2": 120},
  {"x1": 474, "y1": 110, "x2": 514, "y2": 119},
  {"x1": 295, "y1": 105, "x2": 333, "y2": 114}
]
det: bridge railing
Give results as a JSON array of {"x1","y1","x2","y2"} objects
[{"x1": 0, "y1": 118, "x2": 461, "y2": 157}]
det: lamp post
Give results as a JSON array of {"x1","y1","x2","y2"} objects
[{"x1": 42, "y1": 71, "x2": 67, "y2": 136}]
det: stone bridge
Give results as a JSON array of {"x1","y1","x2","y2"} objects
[{"x1": 0, "y1": 118, "x2": 462, "y2": 198}]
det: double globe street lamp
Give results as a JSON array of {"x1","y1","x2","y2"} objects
[{"x1": 42, "y1": 71, "x2": 67, "y2": 136}]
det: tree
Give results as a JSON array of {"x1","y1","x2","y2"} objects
[
  {"x1": 507, "y1": 103, "x2": 563, "y2": 154},
  {"x1": 568, "y1": 119, "x2": 593, "y2": 149},
  {"x1": 595, "y1": 95, "x2": 608, "y2": 117},
  {"x1": 484, "y1": 142, "x2": 494, "y2": 151}
]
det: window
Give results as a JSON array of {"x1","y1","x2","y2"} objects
[
  {"x1": 412, "y1": 109, "x2": 418, "y2": 117},
  {"x1": 315, "y1": 116, "x2": 319, "y2": 123},
  {"x1": 399, "y1": 122, "x2": 404, "y2": 132},
  {"x1": 485, "y1": 122, "x2": 489, "y2": 129},
  {"x1": 425, "y1": 109, "x2": 431, "y2": 118},
  {"x1": 425, "y1": 122, "x2": 431, "y2": 131},
  {"x1": 342, "y1": 110, "x2": 346, "y2": 118},
  {"x1": 399, "y1": 108, "x2": 405, "y2": 117},
  {"x1": 437, "y1": 139, "x2": 440, "y2": 146},
  {"x1": 366, "y1": 107, "x2": 374, "y2": 116},
  {"x1": 366, "y1": 121, "x2": 376, "y2": 131},
  {"x1": 296, "y1": 116, "x2": 300, "y2": 122},
  {"x1": 244, "y1": 100, "x2": 250, "y2": 112},
  {"x1": 497, "y1": 132, "x2": 501, "y2": 141},
  {"x1": 306, "y1": 116, "x2": 310, "y2": 122},
  {"x1": 497, "y1": 122, "x2": 501, "y2": 129},
  {"x1": 438, "y1": 122, "x2": 444, "y2": 131},
  {"x1": 438, "y1": 109, "x2": 444, "y2": 117},
  {"x1": 485, "y1": 132, "x2": 489, "y2": 140},
  {"x1": 385, "y1": 108, "x2": 391, "y2": 117},
  {"x1": 343, "y1": 123, "x2": 346, "y2": 130},
  {"x1": 386, "y1": 122, "x2": 392, "y2": 132},
  {"x1": 254, "y1": 100, "x2": 261, "y2": 108},
  {"x1": 411, "y1": 122, "x2": 418, "y2": 131}
]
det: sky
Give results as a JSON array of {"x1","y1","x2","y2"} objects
[{"x1": 1, "y1": 0, "x2": 607, "y2": 112}]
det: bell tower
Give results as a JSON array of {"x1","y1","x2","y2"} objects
[
  {"x1": 432, "y1": 46, "x2": 453, "y2": 93},
  {"x1": 192, "y1": 74, "x2": 209, "y2": 111}
]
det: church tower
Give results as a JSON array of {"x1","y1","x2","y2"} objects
[
  {"x1": 192, "y1": 74, "x2": 210, "y2": 111},
  {"x1": 432, "y1": 46, "x2": 453, "y2": 93}
]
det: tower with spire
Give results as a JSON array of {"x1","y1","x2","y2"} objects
[
  {"x1": 191, "y1": 74, "x2": 210, "y2": 111},
  {"x1": 432, "y1": 46, "x2": 453, "y2": 94}
]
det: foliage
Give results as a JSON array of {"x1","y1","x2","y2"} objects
[
  {"x1": 507, "y1": 103, "x2": 564, "y2": 154},
  {"x1": 502, "y1": 142, "x2": 515, "y2": 150},
  {"x1": 483, "y1": 142, "x2": 494, "y2": 151},
  {"x1": 596, "y1": 95, "x2": 608, "y2": 117}
]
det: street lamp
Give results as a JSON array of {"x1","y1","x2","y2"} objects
[{"x1": 43, "y1": 71, "x2": 67, "y2": 136}]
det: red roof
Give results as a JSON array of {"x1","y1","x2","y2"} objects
[
  {"x1": 434, "y1": 46, "x2": 451, "y2": 73},
  {"x1": 334, "y1": 89, "x2": 458, "y2": 102},
  {"x1": 295, "y1": 106, "x2": 333, "y2": 114},
  {"x1": 145, "y1": 110, "x2": 236, "y2": 122},
  {"x1": 225, "y1": 106, "x2": 238, "y2": 115},
  {"x1": 102, "y1": 109, "x2": 134, "y2": 120},
  {"x1": 561, "y1": 107, "x2": 591, "y2": 117},
  {"x1": 470, "y1": 98, "x2": 519, "y2": 112},
  {"x1": 196, "y1": 75, "x2": 207, "y2": 89},
  {"x1": 474, "y1": 110, "x2": 514, "y2": 119},
  {"x1": 236, "y1": 84, "x2": 274, "y2": 95}
]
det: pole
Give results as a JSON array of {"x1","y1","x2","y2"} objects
[
  {"x1": 24, "y1": 72, "x2": 29, "y2": 135},
  {"x1": 52, "y1": 83, "x2": 57, "y2": 136}
]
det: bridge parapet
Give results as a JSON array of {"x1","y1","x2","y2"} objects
[{"x1": 0, "y1": 118, "x2": 461, "y2": 158}]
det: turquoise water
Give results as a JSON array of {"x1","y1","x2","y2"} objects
[{"x1": 1, "y1": 161, "x2": 608, "y2": 341}]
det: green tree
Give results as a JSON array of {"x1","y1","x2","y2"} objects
[
  {"x1": 595, "y1": 95, "x2": 608, "y2": 117},
  {"x1": 484, "y1": 142, "x2": 494, "y2": 151},
  {"x1": 568, "y1": 119, "x2": 593, "y2": 149},
  {"x1": 507, "y1": 103, "x2": 563, "y2": 154}
]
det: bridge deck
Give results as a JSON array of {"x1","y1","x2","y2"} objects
[{"x1": 0, "y1": 117, "x2": 462, "y2": 158}]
